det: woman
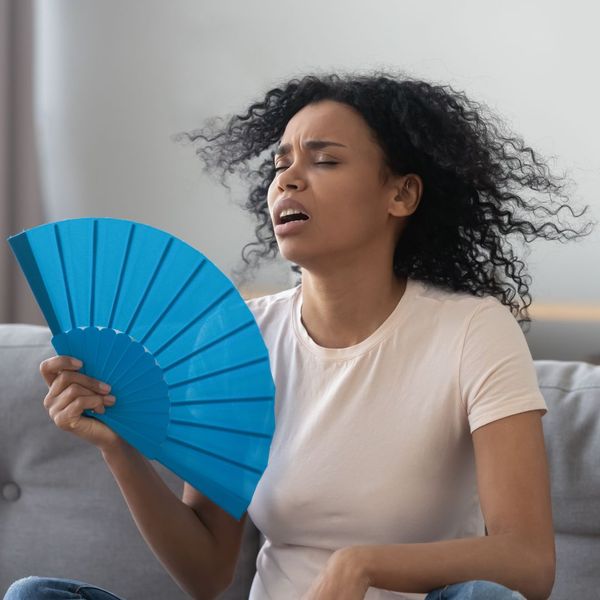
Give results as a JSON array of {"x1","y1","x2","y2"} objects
[{"x1": 4, "y1": 71, "x2": 595, "y2": 600}]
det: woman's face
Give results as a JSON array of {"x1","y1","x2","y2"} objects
[{"x1": 267, "y1": 99, "x2": 408, "y2": 273}]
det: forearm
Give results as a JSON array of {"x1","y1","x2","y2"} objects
[
  {"x1": 344, "y1": 534, "x2": 554, "y2": 600},
  {"x1": 102, "y1": 440, "x2": 227, "y2": 600}
]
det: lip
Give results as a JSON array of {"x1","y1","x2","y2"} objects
[
  {"x1": 272, "y1": 197, "x2": 311, "y2": 225},
  {"x1": 274, "y1": 218, "x2": 311, "y2": 236}
]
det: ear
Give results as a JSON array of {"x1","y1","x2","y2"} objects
[{"x1": 388, "y1": 174, "x2": 423, "y2": 218}]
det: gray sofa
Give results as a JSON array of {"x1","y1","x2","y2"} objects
[{"x1": 1, "y1": 323, "x2": 598, "y2": 599}]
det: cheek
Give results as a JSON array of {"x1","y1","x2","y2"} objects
[
  {"x1": 315, "y1": 200, "x2": 376, "y2": 243},
  {"x1": 266, "y1": 183, "x2": 277, "y2": 219}
]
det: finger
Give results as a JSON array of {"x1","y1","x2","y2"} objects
[
  {"x1": 91, "y1": 395, "x2": 117, "y2": 411},
  {"x1": 48, "y1": 370, "x2": 111, "y2": 399},
  {"x1": 40, "y1": 355, "x2": 83, "y2": 387},
  {"x1": 52, "y1": 393, "x2": 109, "y2": 429},
  {"x1": 47, "y1": 383, "x2": 99, "y2": 416},
  {"x1": 47, "y1": 384, "x2": 116, "y2": 418},
  {"x1": 63, "y1": 394, "x2": 110, "y2": 421}
]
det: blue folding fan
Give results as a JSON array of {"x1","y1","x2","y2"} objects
[{"x1": 7, "y1": 217, "x2": 276, "y2": 520}]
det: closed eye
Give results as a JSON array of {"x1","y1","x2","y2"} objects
[{"x1": 274, "y1": 162, "x2": 338, "y2": 173}]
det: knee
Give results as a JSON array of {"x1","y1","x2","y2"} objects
[
  {"x1": 4, "y1": 576, "x2": 60, "y2": 600},
  {"x1": 447, "y1": 579, "x2": 526, "y2": 599}
]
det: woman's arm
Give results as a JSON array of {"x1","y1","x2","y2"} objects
[
  {"x1": 38, "y1": 355, "x2": 235, "y2": 599},
  {"x1": 102, "y1": 440, "x2": 235, "y2": 600},
  {"x1": 336, "y1": 410, "x2": 555, "y2": 600}
]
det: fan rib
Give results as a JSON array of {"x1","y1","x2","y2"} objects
[
  {"x1": 171, "y1": 395, "x2": 273, "y2": 405},
  {"x1": 108, "y1": 407, "x2": 167, "y2": 415},
  {"x1": 169, "y1": 355, "x2": 269, "y2": 388},
  {"x1": 109, "y1": 348, "x2": 150, "y2": 388},
  {"x1": 102, "y1": 333, "x2": 136, "y2": 383},
  {"x1": 165, "y1": 436, "x2": 263, "y2": 475},
  {"x1": 153, "y1": 287, "x2": 235, "y2": 357},
  {"x1": 117, "y1": 377, "x2": 163, "y2": 400},
  {"x1": 108, "y1": 223, "x2": 135, "y2": 330},
  {"x1": 162, "y1": 319, "x2": 254, "y2": 372},
  {"x1": 97, "y1": 329, "x2": 119, "y2": 382},
  {"x1": 125, "y1": 237, "x2": 174, "y2": 334},
  {"x1": 53, "y1": 225, "x2": 75, "y2": 330},
  {"x1": 100, "y1": 414, "x2": 164, "y2": 449},
  {"x1": 112, "y1": 396, "x2": 166, "y2": 408},
  {"x1": 118, "y1": 372, "x2": 165, "y2": 398},
  {"x1": 170, "y1": 418, "x2": 271, "y2": 439},
  {"x1": 90, "y1": 219, "x2": 98, "y2": 326},
  {"x1": 139, "y1": 259, "x2": 207, "y2": 346}
]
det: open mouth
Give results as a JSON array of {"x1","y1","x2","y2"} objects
[
  {"x1": 279, "y1": 213, "x2": 310, "y2": 225},
  {"x1": 274, "y1": 214, "x2": 311, "y2": 235}
]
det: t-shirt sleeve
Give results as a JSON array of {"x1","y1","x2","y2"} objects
[{"x1": 459, "y1": 297, "x2": 548, "y2": 434}]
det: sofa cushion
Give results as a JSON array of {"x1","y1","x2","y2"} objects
[{"x1": 534, "y1": 359, "x2": 600, "y2": 599}]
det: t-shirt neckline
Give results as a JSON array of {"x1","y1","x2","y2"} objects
[{"x1": 292, "y1": 278, "x2": 417, "y2": 360}]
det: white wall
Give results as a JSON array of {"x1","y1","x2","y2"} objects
[{"x1": 34, "y1": 0, "x2": 600, "y2": 301}]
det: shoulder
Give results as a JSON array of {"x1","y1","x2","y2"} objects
[
  {"x1": 426, "y1": 283, "x2": 526, "y2": 359},
  {"x1": 243, "y1": 285, "x2": 299, "y2": 328},
  {"x1": 244, "y1": 285, "x2": 298, "y2": 311},
  {"x1": 412, "y1": 279, "x2": 501, "y2": 332}
]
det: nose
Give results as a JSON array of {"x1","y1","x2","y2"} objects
[{"x1": 277, "y1": 164, "x2": 306, "y2": 192}]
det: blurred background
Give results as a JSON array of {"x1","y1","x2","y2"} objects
[{"x1": 1, "y1": 0, "x2": 599, "y2": 362}]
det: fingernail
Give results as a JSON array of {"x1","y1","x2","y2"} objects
[
  {"x1": 105, "y1": 395, "x2": 116, "y2": 403},
  {"x1": 99, "y1": 382, "x2": 111, "y2": 391},
  {"x1": 71, "y1": 358, "x2": 83, "y2": 367}
]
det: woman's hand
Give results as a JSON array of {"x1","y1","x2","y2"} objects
[
  {"x1": 40, "y1": 355, "x2": 122, "y2": 452},
  {"x1": 301, "y1": 549, "x2": 371, "y2": 600}
]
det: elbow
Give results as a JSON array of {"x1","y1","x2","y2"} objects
[
  {"x1": 215, "y1": 573, "x2": 236, "y2": 598},
  {"x1": 209, "y1": 570, "x2": 237, "y2": 600},
  {"x1": 539, "y1": 537, "x2": 557, "y2": 600},
  {"x1": 536, "y1": 558, "x2": 556, "y2": 600},
  {"x1": 525, "y1": 545, "x2": 556, "y2": 600},
  {"x1": 189, "y1": 583, "x2": 228, "y2": 600},
  {"x1": 188, "y1": 571, "x2": 234, "y2": 600}
]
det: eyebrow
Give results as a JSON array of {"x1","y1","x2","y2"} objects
[{"x1": 274, "y1": 139, "x2": 347, "y2": 158}]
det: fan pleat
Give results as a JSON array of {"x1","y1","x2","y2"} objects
[
  {"x1": 89, "y1": 219, "x2": 98, "y2": 325},
  {"x1": 99, "y1": 330, "x2": 137, "y2": 382},
  {"x1": 116, "y1": 359, "x2": 162, "y2": 391},
  {"x1": 169, "y1": 421, "x2": 273, "y2": 446},
  {"x1": 163, "y1": 434, "x2": 265, "y2": 478},
  {"x1": 138, "y1": 259, "x2": 207, "y2": 347},
  {"x1": 54, "y1": 224, "x2": 77, "y2": 330},
  {"x1": 162, "y1": 319, "x2": 254, "y2": 372},
  {"x1": 171, "y1": 400, "x2": 274, "y2": 433},
  {"x1": 152, "y1": 287, "x2": 235, "y2": 359},
  {"x1": 125, "y1": 237, "x2": 173, "y2": 334},
  {"x1": 6, "y1": 232, "x2": 61, "y2": 332},
  {"x1": 171, "y1": 395, "x2": 273, "y2": 405},
  {"x1": 105, "y1": 223, "x2": 135, "y2": 329},
  {"x1": 168, "y1": 356, "x2": 268, "y2": 388}
]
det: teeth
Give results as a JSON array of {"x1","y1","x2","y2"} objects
[{"x1": 279, "y1": 208, "x2": 308, "y2": 220}]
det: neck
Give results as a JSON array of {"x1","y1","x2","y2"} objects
[{"x1": 299, "y1": 271, "x2": 408, "y2": 349}]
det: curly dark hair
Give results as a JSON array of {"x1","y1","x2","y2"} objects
[{"x1": 173, "y1": 69, "x2": 597, "y2": 332}]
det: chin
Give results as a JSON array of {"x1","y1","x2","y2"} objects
[{"x1": 278, "y1": 247, "x2": 310, "y2": 267}]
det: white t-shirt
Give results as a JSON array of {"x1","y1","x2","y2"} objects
[{"x1": 244, "y1": 277, "x2": 547, "y2": 600}]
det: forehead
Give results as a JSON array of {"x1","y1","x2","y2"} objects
[{"x1": 277, "y1": 100, "x2": 371, "y2": 148}]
